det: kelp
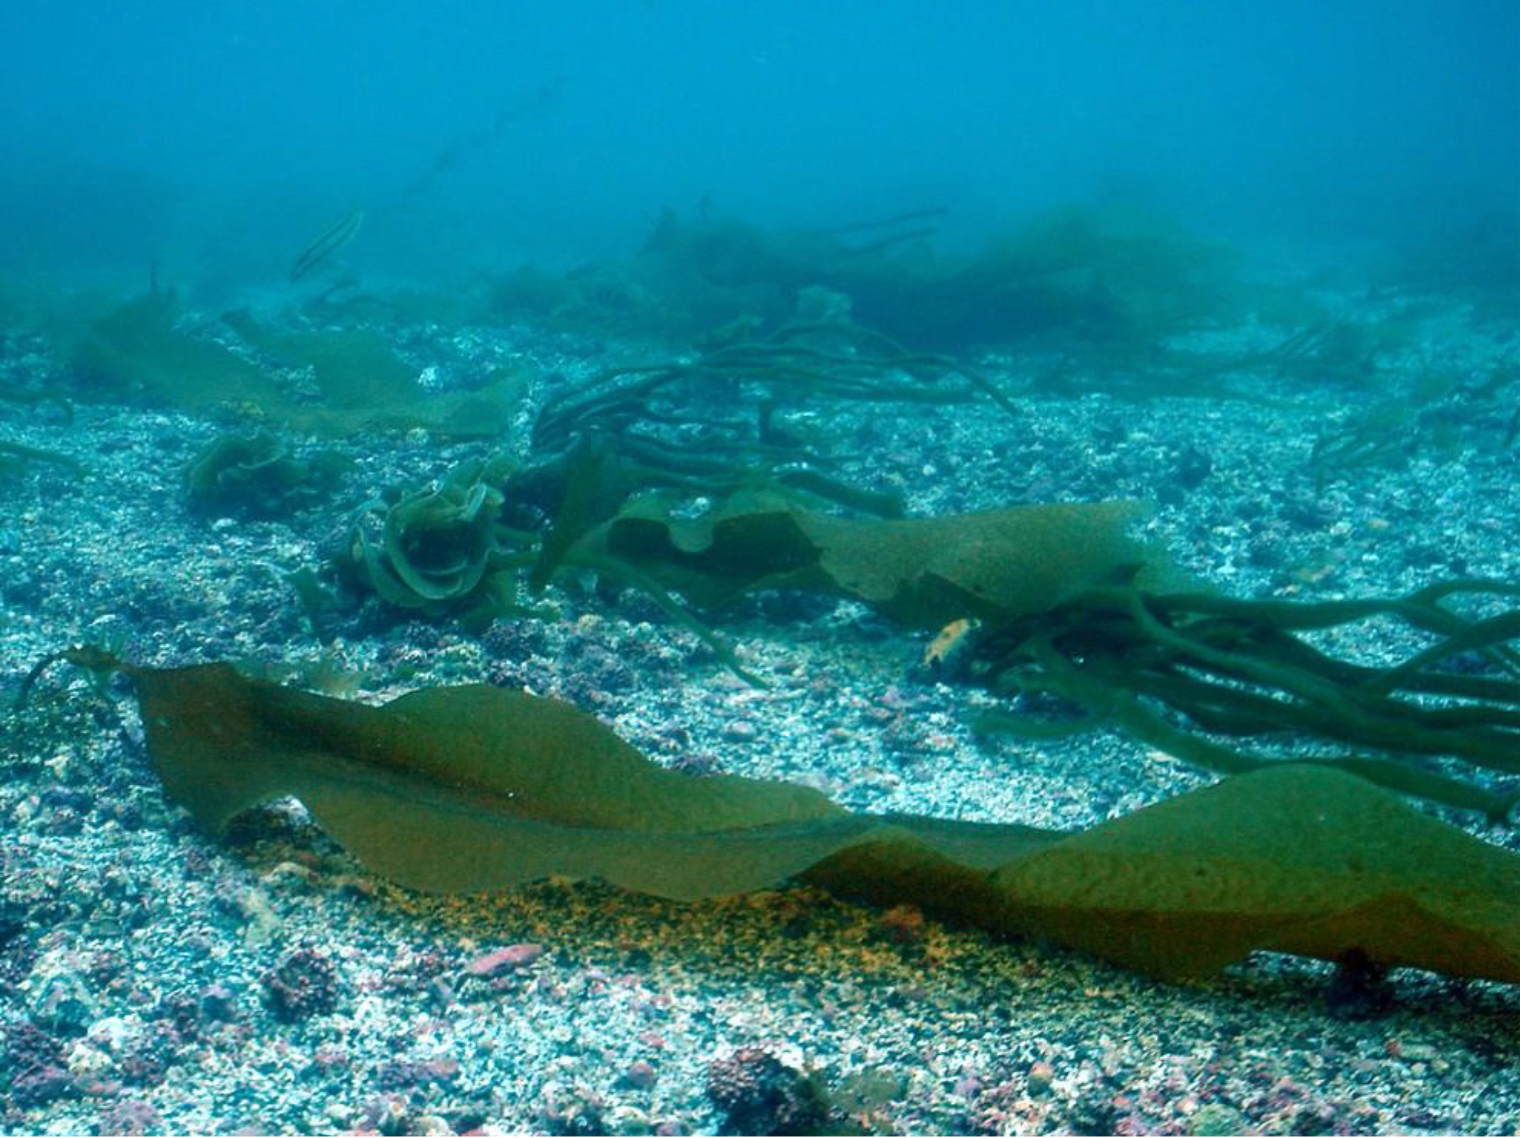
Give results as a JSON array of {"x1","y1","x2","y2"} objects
[
  {"x1": 570, "y1": 490, "x2": 1166, "y2": 631},
  {"x1": 338, "y1": 456, "x2": 534, "y2": 626},
  {"x1": 69, "y1": 294, "x2": 526, "y2": 439},
  {"x1": 72, "y1": 292, "x2": 287, "y2": 412},
  {"x1": 508, "y1": 433, "x2": 906, "y2": 597},
  {"x1": 184, "y1": 432, "x2": 348, "y2": 519},
  {"x1": 333, "y1": 454, "x2": 766, "y2": 678},
  {"x1": 1243, "y1": 312, "x2": 1416, "y2": 388},
  {"x1": 27, "y1": 650, "x2": 1520, "y2": 984},
  {"x1": 222, "y1": 308, "x2": 526, "y2": 439},
  {"x1": 222, "y1": 308, "x2": 418, "y2": 408},
  {"x1": 966, "y1": 579, "x2": 1520, "y2": 823},
  {"x1": 497, "y1": 204, "x2": 1252, "y2": 365},
  {"x1": 532, "y1": 317, "x2": 1016, "y2": 459},
  {"x1": 843, "y1": 205, "x2": 1241, "y2": 356},
  {"x1": 1308, "y1": 367, "x2": 1519, "y2": 489},
  {"x1": 0, "y1": 439, "x2": 85, "y2": 478},
  {"x1": 564, "y1": 492, "x2": 1520, "y2": 819}
]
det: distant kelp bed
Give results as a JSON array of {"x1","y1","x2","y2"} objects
[{"x1": 2, "y1": 202, "x2": 1519, "y2": 999}]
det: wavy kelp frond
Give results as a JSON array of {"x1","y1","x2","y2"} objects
[
  {"x1": 569, "y1": 491, "x2": 1520, "y2": 817},
  {"x1": 512, "y1": 433, "x2": 906, "y2": 597},
  {"x1": 969, "y1": 580, "x2": 1520, "y2": 822},
  {"x1": 575, "y1": 491, "x2": 1166, "y2": 630},
  {"x1": 222, "y1": 307, "x2": 417, "y2": 407},
  {"x1": 72, "y1": 293, "x2": 286, "y2": 412},
  {"x1": 34, "y1": 651, "x2": 1520, "y2": 984},
  {"x1": 184, "y1": 432, "x2": 347, "y2": 518}
]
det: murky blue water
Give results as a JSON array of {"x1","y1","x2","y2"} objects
[{"x1": 2, "y1": 0, "x2": 1515, "y2": 283}]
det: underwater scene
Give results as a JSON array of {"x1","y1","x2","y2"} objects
[{"x1": 2, "y1": 1, "x2": 1519, "y2": 1135}]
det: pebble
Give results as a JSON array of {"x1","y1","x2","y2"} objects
[
  {"x1": 721, "y1": 720, "x2": 759, "y2": 743},
  {"x1": 464, "y1": 943, "x2": 546, "y2": 977}
]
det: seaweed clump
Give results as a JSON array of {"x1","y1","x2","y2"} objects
[
  {"x1": 492, "y1": 204, "x2": 1252, "y2": 367},
  {"x1": 184, "y1": 432, "x2": 348, "y2": 519},
  {"x1": 336, "y1": 456, "x2": 532, "y2": 627},
  {"x1": 71, "y1": 293, "x2": 284, "y2": 413}
]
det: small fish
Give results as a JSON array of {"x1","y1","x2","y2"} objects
[
  {"x1": 290, "y1": 209, "x2": 365, "y2": 281},
  {"x1": 921, "y1": 617, "x2": 981, "y2": 678}
]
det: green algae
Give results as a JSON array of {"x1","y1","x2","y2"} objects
[
  {"x1": 222, "y1": 307, "x2": 418, "y2": 408},
  {"x1": 72, "y1": 293, "x2": 285, "y2": 412},
  {"x1": 35, "y1": 650, "x2": 1520, "y2": 985},
  {"x1": 221, "y1": 308, "x2": 528, "y2": 439},
  {"x1": 339, "y1": 456, "x2": 533, "y2": 626},
  {"x1": 184, "y1": 431, "x2": 347, "y2": 518},
  {"x1": 69, "y1": 294, "x2": 527, "y2": 439}
]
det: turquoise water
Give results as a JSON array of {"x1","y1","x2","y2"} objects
[{"x1": 1, "y1": 0, "x2": 1515, "y2": 282}]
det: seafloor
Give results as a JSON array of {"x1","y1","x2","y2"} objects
[{"x1": 1, "y1": 291, "x2": 1518, "y2": 1137}]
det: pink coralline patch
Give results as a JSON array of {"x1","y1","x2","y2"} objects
[{"x1": 464, "y1": 943, "x2": 545, "y2": 977}]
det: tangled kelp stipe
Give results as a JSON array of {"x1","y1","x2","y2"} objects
[
  {"x1": 969, "y1": 579, "x2": 1520, "y2": 823},
  {"x1": 531, "y1": 316, "x2": 1017, "y2": 458},
  {"x1": 17, "y1": 650, "x2": 1520, "y2": 985}
]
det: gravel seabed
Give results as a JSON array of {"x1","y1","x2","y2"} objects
[{"x1": 1, "y1": 298, "x2": 1518, "y2": 1136}]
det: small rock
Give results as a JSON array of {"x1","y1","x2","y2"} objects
[
  {"x1": 465, "y1": 943, "x2": 545, "y2": 977},
  {"x1": 1027, "y1": 1061, "x2": 1055, "y2": 1096},
  {"x1": 10, "y1": 1063, "x2": 73, "y2": 1106},
  {"x1": 721, "y1": 720, "x2": 759, "y2": 743},
  {"x1": 621, "y1": 1060, "x2": 659, "y2": 1090},
  {"x1": 86, "y1": 1015, "x2": 136, "y2": 1053},
  {"x1": 198, "y1": 982, "x2": 239, "y2": 1023}
]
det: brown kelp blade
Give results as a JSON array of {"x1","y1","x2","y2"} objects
[
  {"x1": 100, "y1": 656, "x2": 1520, "y2": 983},
  {"x1": 71, "y1": 294, "x2": 524, "y2": 438},
  {"x1": 583, "y1": 490, "x2": 1172, "y2": 630},
  {"x1": 72, "y1": 293, "x2": 289, "y2": 412}
]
